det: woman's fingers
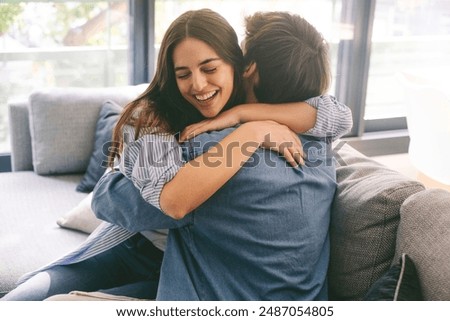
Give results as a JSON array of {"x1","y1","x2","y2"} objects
[
  {"x1": 284, "y1": 147, "x2": 299, "y2": 168},
  {"x1": 180, "y1": 112, "x2": 240, "y2": 142},
  {"x1": 289, "y1": 145, "x2": 305, "y2": 167},
  {"x1": 291, "y1": 132, "x2": 305, "y2": 166},
  {"x1": 264, "y1": 138, "x2": 303, "y2": 167},
  {"x1": 280, "y1": 143, "x2": 304, "y2": 167},
  {"x1": 180, "y1": 119, "x2": 222, "y2": 141},
  {"x1": 180, "y1": 122, "x2": 207, "y2": 141},
  {"x1": 259, "y1": 122, "x2": 305, "y2": 167}
]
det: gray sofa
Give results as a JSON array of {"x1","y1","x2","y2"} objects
[{"x1": 1, "y1": 86, "x2": 449, "y2": 300}]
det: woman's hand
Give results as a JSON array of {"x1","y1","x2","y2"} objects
[
  {"x1": 244, "y1": 121, "x2": 305, "y2": 167},
  {"x1": 180, "y1": 109, "x2": 240, "y2": 142}
]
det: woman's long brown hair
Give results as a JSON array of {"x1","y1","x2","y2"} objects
[{"x1": 108, "y1": 9, "x2": 246, "y2": 168}]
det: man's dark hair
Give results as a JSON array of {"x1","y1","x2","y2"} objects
[{"x1": 244, "y1": 11, "x2": 331, "y2": 103}]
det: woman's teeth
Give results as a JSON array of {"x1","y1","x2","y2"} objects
[{"x1": 195, "y1": 91, "x2": 217, "y2": 101}]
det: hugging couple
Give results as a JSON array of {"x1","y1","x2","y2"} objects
[{"x1": 2, "y1": 8, "x2": 352, "y2": 301}]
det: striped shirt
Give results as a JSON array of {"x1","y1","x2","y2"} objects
[
  {"x1": 304, "y1": 95, "x2": 353, "y2": 139},
  {"x1": 119, "y1": 126, "x2": 184, "y2": 210}
]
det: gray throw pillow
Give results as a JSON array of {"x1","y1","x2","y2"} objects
[
  {"x1": 28, "y1": 85, "x2": 145, "y2": 175},
  {"x1": 328, "y1": 142, "x2": 425, "y2": 300},
  {"x1": 76, "y1": 100, "x2": 122, "y2": 193},
  {"x1": 363, "y1": 253, "x2": 423, "y2": 301}
]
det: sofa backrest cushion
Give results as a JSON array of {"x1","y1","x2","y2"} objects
[
  {"x1": 395, "y1": 188, "x2": 450, "y2": 300},
  {"x1": 28, "y1": 85, "x2": 146, "y2": 175},
  {"x1": 8, "y1": 99, "x2": 33, "y2": 171},
  {"x1": 328, "y1": 142, "x2": 425, "y2": 300}
]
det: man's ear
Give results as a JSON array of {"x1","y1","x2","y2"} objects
[
  {"x1": 243, "y1": 62, "x2": 258, "y2": 78},
  {"x1": 242, "y1": 62, "x2": 259, "y2": 103}
]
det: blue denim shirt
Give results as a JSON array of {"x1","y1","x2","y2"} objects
[{"x1": 92, "y1": 128, "x2": 336, "y2": 300}]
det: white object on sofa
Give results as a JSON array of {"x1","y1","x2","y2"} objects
[
  {"x1": 399, "y1": 72, "x2": 450, "y2": 185},
  {"x1": 56, "y1": 192, "x2": 102, "y2": 234}
]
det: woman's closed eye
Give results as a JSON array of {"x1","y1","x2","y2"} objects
[
  {"x1": 176, "y1": 67, "x2": 216, "y2": 80},
  {"x1": 202, "y1": 67, "x2": 217, "y2": 74},
  {"x1": 176, "y1": 72, "x2": 191, "y2": 79}
]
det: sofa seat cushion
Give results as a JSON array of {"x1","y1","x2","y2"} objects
[
  {"x1": 328, "y1": 142, "x2": 425, "y2": 300},
  {"x1": 395, "y1": 188, "x2": 450, "y2": 300},
  {"x1": 0, "y1": 172, "x2": 88, "y2": 296}
]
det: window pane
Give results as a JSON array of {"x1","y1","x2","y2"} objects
[
  {"x1": 0, "y1": 0, "x2": 129, "y2": 153},
  {"x1": 154, "y1": 0, "x2": 348, "y2": 96},
  {"x1": 365, "y1": 0, "x2": 450, "y2": 120}
]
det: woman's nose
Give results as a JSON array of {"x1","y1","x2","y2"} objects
[{"x1": 191, "y1": 72, "x2": 207, "y2": 91}]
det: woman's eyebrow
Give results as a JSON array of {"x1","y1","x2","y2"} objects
[{"x1": 174, "y1": 58, "x2": 221, "y2": 71}]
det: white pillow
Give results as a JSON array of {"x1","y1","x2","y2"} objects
[{"x1": 57, "y1": 192, "x2": 102, "y2": 234}]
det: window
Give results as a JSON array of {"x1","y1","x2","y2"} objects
[
  {"x1": 366, "y1": 0, "x2": 450, "y2": 120},
  {"x1": 347, "y1": 0, "x2": 450, "y2": 155},
  {"x1": 0, "y1": 0, "x2": 129, "y2": 154}
]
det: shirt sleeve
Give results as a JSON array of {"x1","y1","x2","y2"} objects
[
  {"x1": 92, "y1": 171, "x2": 193, "y2": 232},
  {"x1": 119, "y1": 125, "x2": 185, "y2": 210},
  {"x1": 303, "y1": 95, "x2": 353, "y2": 141}
]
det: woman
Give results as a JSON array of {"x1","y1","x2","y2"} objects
[{"x1": 2, "y1": 9, "x2": 349, "y2": 301}]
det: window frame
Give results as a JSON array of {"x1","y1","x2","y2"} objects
[
  {"x1": 333, "y1": 0, "x2": 409, "y2": 156},
  {"x1": 129, "y1": 0, "x2": 155, "y2": 85},
  {"x1": 0, "y1": 153, "x2": 11, "y2": 173}
]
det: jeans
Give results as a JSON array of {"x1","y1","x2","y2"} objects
[{"x1": 1, "y1": 233, "x2": 163, "y2": 301}]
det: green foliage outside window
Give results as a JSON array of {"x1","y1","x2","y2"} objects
[{"x1": 0, "y1": 3, "x2": 23, "y2": 35}]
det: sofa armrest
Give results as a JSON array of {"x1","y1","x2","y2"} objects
[
  {"x1": 8, "y1": 99, "x2": 33, "y2": 171},
  {"x1": 395, "y1": 188, "x2": 450, "y2": 300}
]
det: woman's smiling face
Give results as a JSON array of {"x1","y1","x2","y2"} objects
[{"x1": 173, "y1": 37, "x2": 235, "y2": 118}]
